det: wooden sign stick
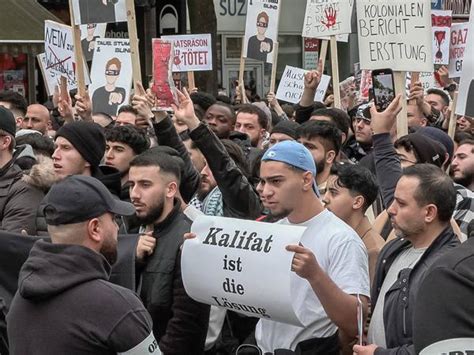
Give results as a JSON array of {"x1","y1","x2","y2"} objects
[
  {"x1": 319, "y1": 39, "x2": 329, "y2": 73},
  {"x1": 187, "y1": 71, "x2": 196, "y2": 91},
  {"x1": 447, "y1": 90, "x2": 459, "y2": 139},
  {"x1": 238, "y1": 37, "x2": 248, "y2": 103},
  {"x1": 330, "y1": 36, "x2": 341, "y2": 109},
  {"x1": 269, "y1": 42, "x2": 279, "y2": 94},
  {"x1": 125, "y1": 0, "x2": 142, "y2": 88},
  {"x1": 394, "y1": 71, "x2": 409, "y2": 138},
  {"x1": 68, "y1": 0, "x2": 86, "y2": 96},
  {"x1": 409, "y1": 71, "x2": 420, "y2": 105}
]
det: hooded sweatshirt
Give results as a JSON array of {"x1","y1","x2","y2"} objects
[{"x1": 7, "y1": 240, "x2": 160, "y2": 355}]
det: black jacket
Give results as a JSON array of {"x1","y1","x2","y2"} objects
[
  {"x1": 139, "y1": 199, "x2": 210, "y2": 354},
  {"x1": 153, "y1": 116, "x2": 200, "y2": 203},
  {"x1": 7, "y1": 240, "x2": 155, "y2": 354},
  {"x1": 413, "y1": 237, "x2": 474, "y2": 354},
  {"x1": 372, "y1": 227, "x2": 459, "y2": 355},
  {"x1": 189, "y1": 124, "x2": 262, "y2": 220},
  {"x1": 0, "y1": 160, "x2": 45, "y2": 235}
]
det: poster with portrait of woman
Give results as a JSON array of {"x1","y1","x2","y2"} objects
[
  {"x1": 243, "y1": 0, "x2": 281, "y2": 64},
  {"x1": 89, "y1": 39, "x2": 132, "y2": 117}
]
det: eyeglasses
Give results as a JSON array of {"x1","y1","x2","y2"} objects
[
  {"x1": 105, "y1": 69, "x2": 120, "y2": 76},
  {"x1": 257, "y1": 21, "x2": 268, "y2": 28}
]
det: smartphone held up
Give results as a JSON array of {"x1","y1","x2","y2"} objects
[{"x1": 371, "y1": 69, "x2": 395, "y2": 112}]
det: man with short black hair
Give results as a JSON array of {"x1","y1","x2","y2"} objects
[
  {"x1": 0, "y1": 90, "x2": 27, "y2": 126},
  {"x1": 235, "y1": 103, "x2": 269, "y2": 148},
  {"x1": 7, "y1": 175, "x2": 160, "y2": 354},
  {"x1": 128, "y1": 150, "x2": 210, "y2": 353},
  {"x1": 451, "y1": 139, "x2": 474, "y2": 191},
  {"x1": 203, "y1": 102, "x2": 236, "y2": 139},
  {"x1": 354, "y1": 164, "x2": 459, "y2": 355},
  {"x1": 116, "y1": 105, "x2": 138, "y2": 126},
  {"x1": 105, "y1": 125, "x2": 150, "y2": 190},
  {"x1": 297, "y1": 120, "x2": 342, "y2": 195},
  {"x1": 323, "y1": 163, "x2": 384, "y2": 284}
]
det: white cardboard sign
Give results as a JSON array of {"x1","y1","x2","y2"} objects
[
  {"x1": 80, "y1": 23, "x2": 107, "y2": 62},
  {"x1": 71, "y1": 0, "x2": 127, "y2": 25},
  {"x1": 431, "y1": 10, "x2": 452, "y2": 65},
  {"x1": 89, "y1": 39, "x2": 132, "y2": 117},
  {"x1": 456, "y1": 7, "x2": 474, "y2": 118},
  {"x1": 160, "y1": 34, "x2": 213, "y2": 72},
  {"x1": 181, "y1": 216, "x2": 305, "y2": 326},
  {"x1": 44, "y1": 21, "x2": 79, "y2": 90},
  {"x1": 243, "y1": 0, "x2": 281, "y2": 64},
  {"x1": 276, "y1": 65, "x2": 330, "y2": 104},
  {"x1": 302, "y1": 0, "x2": 352, "y2": 38},
  {"x1": 448, "y1": 22, "x2": 469, "y2": 78},
  {"x1": 357, "y1": 0, "x2": 433, "y2": 72}
]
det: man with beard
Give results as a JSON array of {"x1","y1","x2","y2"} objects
[
  {"x1": 7, "y1": 175, "x2": 161, "y2": 354},
  {"x1": 354, "y1": 164, "x2": 459, "y2": 355},
  {"x1": 255, "y1": 140, "x2": 369, "y2": 353},
  {"x1": 128, "y1": 150, "x2": 210, "y2": 354},
  {"x1": 451, "y1": 139, "x2": 474, "y2": 191},
  {"x1": 297, "y1": 120, "x2": 342, "y2": 196}
]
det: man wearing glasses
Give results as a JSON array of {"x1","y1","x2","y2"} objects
[
  {"x1": 247, "y1": 11, "x2": 274, "y2": 63},
  {"x1": 92, "y1": 57, "x2": 126, "y2": 117}
]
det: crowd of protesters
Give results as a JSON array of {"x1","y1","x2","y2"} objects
[{"x1": 0, "y1": 60, "x2": 472, "y2": 355}]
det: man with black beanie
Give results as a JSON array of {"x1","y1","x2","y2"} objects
[{"x1": 36, "y1": 121, "x2": 123, "y2": 234}]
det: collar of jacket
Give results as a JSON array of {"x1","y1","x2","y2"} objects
[
  {"x1": 153, "y1": 198, "x2": 182, "y2": 235},
  {"x1": 372, "y1": 225, "x2": 459, "y2": 302},
  {"x1": 0, "y1": 158, "x2": 15, "y2": 178}
]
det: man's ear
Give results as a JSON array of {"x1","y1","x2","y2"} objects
[
  {"x1": 87, "y1": 218, "x2": 102, "y2": 243},
  {"x1": 302, "y1": 171, "x2": 314, "y2": 192},
  {"x1": 166, "y1": 181, "x2": 178, "y2": 198},
  {"x1": 352, "y1": 195, "x2": 365, "y2": 211},
  {"x1": 326, "y1": 150, "x2": 337, "y2": 165}
]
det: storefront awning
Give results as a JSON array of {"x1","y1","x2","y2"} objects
[{"x1": 0, "y1": 0, "x2": 62, "y2": 54}]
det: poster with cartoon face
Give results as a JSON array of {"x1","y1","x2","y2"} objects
[
  {"x1": 80, "y1": 23, "x2": 107, "y2": 62},
  {"x1": 243, "y1": 0, "x2": 281, "y2": 64},
  {"x1": 89, "y1": 39, "x2": 132, "y2": 117},
  {"x1": 71, "y1": 0, "x2": 127, "y2": 25}
]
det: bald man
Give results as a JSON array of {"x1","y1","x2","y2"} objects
[{"x1": 20, "y1": 104, "x2": 52, "y2": 135}]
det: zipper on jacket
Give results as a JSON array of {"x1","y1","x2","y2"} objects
[{"x1": 403, "y1": 307, "x2": 407, "y2": 336}]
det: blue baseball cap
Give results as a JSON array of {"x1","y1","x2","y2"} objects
[{"x1": 262, "y1": 140, "x2": 320, "y2": 196}]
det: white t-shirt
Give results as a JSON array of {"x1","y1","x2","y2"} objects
[{"x1": 255, "y1": 209, "x2": 370, "y2": 352}]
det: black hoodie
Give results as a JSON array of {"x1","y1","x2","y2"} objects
[{"x1": 7, "y1": 240, "x2": 158, "y2": 355}]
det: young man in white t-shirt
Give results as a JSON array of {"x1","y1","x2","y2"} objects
[{"x1": 256, "y1": 140, "x2": 370, "y2": 353}]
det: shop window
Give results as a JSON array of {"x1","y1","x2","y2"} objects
[{"x1": 0, "y1": 53, "x2": 28, "y2": 99}]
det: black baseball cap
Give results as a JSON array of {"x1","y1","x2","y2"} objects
[
  {"x1": 43, "y1": 175, "x2": 135, "y2": 226},
  {"x1": 0, "y1": 106, "x2": 17, "y2": 137}
]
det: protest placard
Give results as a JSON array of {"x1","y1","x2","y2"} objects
[
  {"x1": 80, "y1": 23, "x2": 107, "y2": 62},
  {"x1": 431, "y1": 10, "x2": 452, "y2": 65},
  {"x1": 181, "y1": 216, "x2": 305, "y2": 326},
  {"x1": 37, "y1": 53, "x2": 57, "y2": 96},
  {"x1": 302, "y1": 0, "x2": 352, "y2": 38},
  {"x1": 309, "y1": 0, "x2": 355, "y2": 42},
  {"x1": 152, "y1": 39, "x2": 177, "y2": 111},
  {"x1": 456, "y1": 7, "x2": 474, "y2": 118},
  {"x1": 406, "y1": 71, "x2": 439, "y2": 94},
  {"x1": 89, "y1": 39, "x2": 132, "y2": 117},
  {"x1": 276, "y1": 65, "x2": 331, "y2": 104},
  {"x1": 71, "y1": 0, "x2": 127, "y2": 25},
  {"x1": 357, "y1": 0, "x2": 433, "y2": 72},
  {"x1": 160, "y1": 34, "x2": 213, "y2": 72},
  {"x1": 243, "y1": 0, "x2": 281, "y2": 64},
  {"x1": 303, "y1": 38, "x2": 320, "y2": 70},
  {"x1": 448, "y1": 22, "x2": 469, "y2": 78},
  {"x1": 44, "y1": 20, "x2": 79, "y2": 90}
]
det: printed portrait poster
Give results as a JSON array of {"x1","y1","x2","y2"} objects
[
  {"x1": 71, "y1": 0, "x2": 127, "y2": 25},
  {"x1": 357, "y1": 0, "x2": 434, "y2": 72},
  {"x1": 44, "y1": 20, "x2": 91, "y2": 91},
  {"x1": 160, "y1": 34, "x2": 213, "y2": 72},
  {"x1": 89, "y1": 39, "x2": 132, "y2": 117},
  {"x1": 243, "y1": 0, "x2": 281, "y2": 64},
  {"x1": 181, "y1": 216, "x2": 305, "y2": 326},
  {"x1": 152, "y1": 39, "x2": 178, "y2": 111},
  {"x1": 80, "y1": 23, "x2": 107, "y2": 63},
  {"x1": 448, "y1": 22, "x2": 469, "y2": 78},
  {"x1": 431, "y1": 10, "x2": 452, "y2": 65},
  {"x1": 303, "y1": 0, "x2": 353, "y2": 39},
  {"x1": 456, "y1": 7, "x2": 474, "y2": 118}
]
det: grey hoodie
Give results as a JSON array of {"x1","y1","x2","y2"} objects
[{"x1": 7, "y1": 240, "x2": 159, "y2": 354}]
